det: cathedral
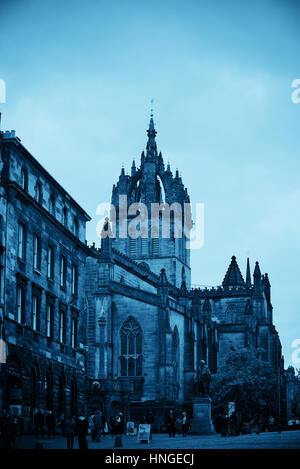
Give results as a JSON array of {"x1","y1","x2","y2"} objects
[{"x1": 0, "y1": 112, "x2": 284, "y2": 430}]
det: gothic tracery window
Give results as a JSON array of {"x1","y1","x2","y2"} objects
[{"x1": 120, "y1": 318, "x2": 142, "y2": 377}]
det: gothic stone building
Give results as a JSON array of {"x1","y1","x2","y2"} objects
[
  {"x1": 0, "y1": 114, "x2": 284, "y2": 429},
  {"x1": 84, "y1": 116, "x2": 283, "y2": 425}
]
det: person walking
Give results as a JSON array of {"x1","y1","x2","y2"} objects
[
  {"x1": 146, "y1": 411, "x2": 154, "y2": 441},
  {"x1": 76, "y1": 412, "x2": 89, "y2": 450},
  {"x1": 166, "y1": 410, "x2": 176, "y2": 438},
  {"x1": 181, "y1": 412, "x2": 190, "y2": 437},
  {"x1": 114, "y1": 412, "x2": 123, "y2": 435},
  {"x1": 64, "y1": 415, "x2": 76, "y2": 449},
  {"x1": 102, "y1": 413, "x2": 107, "y2": 438},
  {"x1": 109, "y1": 415, "x2": 116, "y2": 438},
  {"x1": 93, "y1": 409, "x2": 103, "y2": 442},
  {"x1": 34, "y1": 409, "x2": 45, "y2": 439},
  {"x1": 46, "y1": 411, "x2": 55, "y2": 439}
]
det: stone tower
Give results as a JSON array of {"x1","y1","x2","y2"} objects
[{"x1": 111, "y1": 114, "x2": 191, "y2": 288}]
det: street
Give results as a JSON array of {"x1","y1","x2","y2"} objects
[{"x1": 12, "y1": 430, "x2": 300, "y2": 450}]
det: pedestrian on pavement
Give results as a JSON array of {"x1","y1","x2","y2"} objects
[
  {"x1": 88, "y1": 413, "x2": 96, "y2": 441},
  {"x1": 102, "y1": 413, "x2": 107, "y2": 438},
  {"x1": 46, "y1": 411, "x2": 56, "y2": 439},
  {"x1": 146, "y1": 411, "x2": 154, "y2": 441},
  {"x1": 93, "y1": 409, "x2": 103, "y2": 442},
  {"x1": 166, "y1": 410, "x2": 176, "y2": 438},
  {"x1": 268, "y1": 415, "x2": 275, "y2": 432},
  {"x1": 60, "y1": 413, "x2": 65, "y2": 435},
  {"x1": 76, "y1": 412, "x2": 89, "y2": 450},
  {"x1": 34, "y1": 409, "x2": 45, "y2": 439},
  {"x1": 109, "y1": 415, "x2": 116, "y2": 438},
  {"x1": 229, "y1": 412, "x2": 238, "y2": 436},
  {"x1": 64, "y1": 415, "x2": 76, "y2": 449},
  {"x1": 216, "y1": 413, "x2": 228, "y2": 437},
  {"x1": 0, "y1": 411, "x2": 15, "y2": 448},
  {"x1": 181, "y1": 412, "x2": 190, "y2": 437},
  {"x1": 114, "y1": 412, "x2": 123, "y2": 435}
]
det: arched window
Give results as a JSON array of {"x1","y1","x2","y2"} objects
[
  {"x1": 120, "y1": 317, "x2": 142, "y2": 377},
  {"x1": 20, "y1": 167, "x2": 28, "y2": 191}
]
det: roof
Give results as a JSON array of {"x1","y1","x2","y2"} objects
[{"x1": 222, "y1": 256, "x2": 245, "y2": 287}]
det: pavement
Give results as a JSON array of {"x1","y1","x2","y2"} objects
[{"x1": 11, "y1": 430, "x2": 300, "y2": 450}]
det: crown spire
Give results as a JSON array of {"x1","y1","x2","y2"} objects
[{"x1": 146, "y1": 104, "x2": 157, "y2": 159}]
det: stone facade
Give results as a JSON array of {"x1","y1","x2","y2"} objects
[
  {"x1": 0, "y1": 114, "x2": 285, "y2": 431},
  {"x1": 0, "y1": 128, "x2": 91, "y2": 423}
]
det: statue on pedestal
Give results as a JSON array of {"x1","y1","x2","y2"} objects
[{"x1": 194, "y1": 360, "x2": 211, "y2": 398}]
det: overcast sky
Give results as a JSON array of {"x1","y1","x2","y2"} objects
[{"x1": 1, "y1": 0, "x2": 299, "y2": 367}]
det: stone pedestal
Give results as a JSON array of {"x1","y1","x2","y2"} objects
[{"x1": 190, "y1": 397, "x2": 215, "y2": 435}]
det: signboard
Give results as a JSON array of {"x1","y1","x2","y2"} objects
[
  {"x1": 126, "y1": 421, "x2": 137, "y2": 436},
  {"x1": 137, "y1": 424, "x2": 151, "y2": 444},
  {"x1": 9, "y1": 405, "x2": 22, "y2": 416},
  {"x1": 228, "y1": 402, "x2": 235, "y2": 417}
]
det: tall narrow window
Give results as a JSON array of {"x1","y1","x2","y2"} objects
[
  {"x1": 32, "y1": 294, "x2": 40, "y2": 331},
  {"x1": 71, "y1": 264, "x2": 78, "y2": 296},
  {"x1": 20, "y1": 167, "x2": 28, "y2": 191},
  {"x1": 17, "y1": 284, "x2": 25, "y2": 324},
  {"x1": 120, "y1": 317, "x2": 142, "y2": 377},
  {"x1": 18, "y1": 222, "x2": 26, "y2": 260},
  {"x1": 49, "y1": 194, "x2": 55, "y2": 217},
  {"x1": 46, "y1": 303, "x2": 53, "y2": 338},
  {"x1": 60, "y1": 255, "x2": 66, "y2": 288},
  {"x1": 34, "y1": 182, "x2": 42, "y2": 203},
  {"x1": 47, "y1": 246, "x2": 54, "y2": 280},
  {"x1": 71, "y1": 316, "x2": 77, "y2": 348},
  {"x1": 63, "y1": 207, "x2": 68, "y2": 227},
  {"x1": 33, "y1": 234, "x2": 41, "y2": 271},
  {"x1": 74, "y1": 217, "x2": 79, "y2": 237},
  {"x1": 59, "y1": 310, "x2": 65, "y2": 343}
]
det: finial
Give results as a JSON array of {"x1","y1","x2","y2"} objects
[{"x1": 150, "y1": 98, "x2": 154, "y2": 118}]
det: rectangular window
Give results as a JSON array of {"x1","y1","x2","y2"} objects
[
  {"x1": 46, "y1": 303, "x2": 53, "y2": 338},
  {"x1": 60, "y1": 255, "x2": 66, "y2": 288},
  {"x1": 152, "y1": 238, "x2": 159, "y2": 256},
  {"x1": 71, "y1": 264, "x2": 78, "y2": 296},
  {"x1": 59, "y1": 311, "x2": 65, "y2": 344},
  {"x1": 141, "y1": 238, "x2": 148, "y2": 256},
  {"x1": 71, "y1": 316, "x2": 77, "y2": 348},
  {"x1": 17, "y1": 285, "x2": 25, "y2": 323},
  {"x1": 129, "y1": 238, "x2": 137, "y2": 257},
  {"x1": 32, "y1": 294, "x2": 40, "y2": 331},
  {"x1": 33, "y1": 234, "x2": 41, "y2": 271},
  {"x1": 47, "y1": 246, "x2": 54, "y2": 280},
  {"x1": 18, "y1": 222, "x2": 26, "y2": 260}
]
